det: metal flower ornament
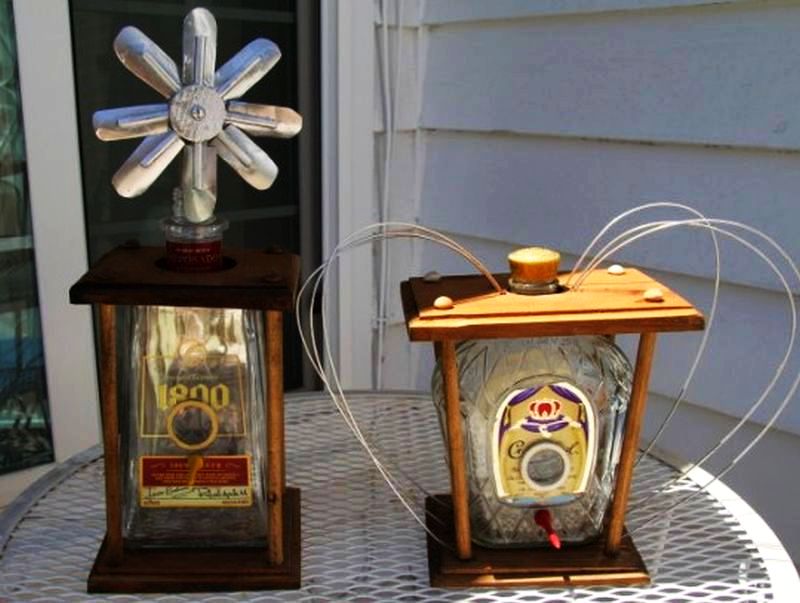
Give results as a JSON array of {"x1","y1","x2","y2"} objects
[{"x1": 92, "y1": 8, "x2": 302, "y2": 223}]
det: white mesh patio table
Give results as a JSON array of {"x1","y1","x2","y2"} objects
[{"x1": 1, "y1": 391, "x2": 797, "y2": 601}]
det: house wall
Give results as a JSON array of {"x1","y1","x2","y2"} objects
[{"x1": 365, "y1": 0, "x2": 800, "y2": 561}]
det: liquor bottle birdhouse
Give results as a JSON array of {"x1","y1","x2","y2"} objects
[
  {"x1": 401, "y1": 247, "x2": 704, "y2": 587},
  {"x1": 69, "y1": 8, "x2": 302, "y2": 592}
]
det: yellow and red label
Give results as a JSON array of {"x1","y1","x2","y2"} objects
[{"x1": 139, "y1": 455, "x2": 252, "y2": 508}]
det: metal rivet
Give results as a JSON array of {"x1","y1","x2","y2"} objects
[
  {"x1": 607, "y1": 264, "x2": 625, "y2": 275},
  {"x1": 643, "y1": 287, "x2": 664, "y2": 302},
  {"x1": 423, "y1": 271, "x2": 442, "y2": 283},
  {"x1": 434, "y1": 295, "x2": 454, "y2": 310},
  {"x1": 190, "y1": 104, "x2": 206, "y2": 121}
]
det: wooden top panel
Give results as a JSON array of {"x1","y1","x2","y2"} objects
[
  {"x1": 402, "y1": 268, "x2": 704, "y2": 341},
  {"x1": 70, "y1": 245, "x2": 299, "y2": 311}
]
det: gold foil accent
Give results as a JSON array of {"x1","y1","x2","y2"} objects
[
  {"x1": 138, "y1": 454, "x2": 253, "y2": 508},
  {"x1": 166, "y1": 400, "x2": 220, "y2": 451}
]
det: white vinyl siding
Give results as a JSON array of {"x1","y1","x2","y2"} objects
[{"x1": 361, "y1": 0, "x2": 800, "y2": 561}]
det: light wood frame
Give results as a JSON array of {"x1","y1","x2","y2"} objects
[{"x1": 402, "y1": 268, "x2": 704, "y2": 585}]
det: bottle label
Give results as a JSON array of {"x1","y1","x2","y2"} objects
[
  {"x1": 138, "y1": 353, "x2": 247, "y2": 441},
  {"x1": 139, "y1": 455, "x2": 252, "y2": 508},
  {"x1": 165, "y1": 239, "x2": 223, "y2": 272},
  {"x1": 492, "y1": 382, "x2": 597, "y2": 505}
]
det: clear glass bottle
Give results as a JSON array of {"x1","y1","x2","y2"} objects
[
  {"x1": 431, "y1": 248, "x2": 632, "y2": 548},
  {"x1": 120, "y1": 305, "x2": 268, "y2": 548}
]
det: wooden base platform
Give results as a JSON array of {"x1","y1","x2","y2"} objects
[
  {"x1": 88, "y1": 487, "x2": 301, "y2": 593},
  {"x1": 425, "y1": 495, "x2": 649, "y2": 588}
]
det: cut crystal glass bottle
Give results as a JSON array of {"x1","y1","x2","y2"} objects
[
  {"x1": 431, "y1": 248, "x2": 633, "y2": 547},
  {"x1": 121, "y1": 305, "x2": 268, "y2": 548}
]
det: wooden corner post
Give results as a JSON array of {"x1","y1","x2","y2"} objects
[
  {"x1": 605, "y1": 331, "x2": 658, "y2": 555},
  {"x1": 72, "y1": 247, "x2": 302, "y2": 591},
  {"x1": 438, "y1": 340, "x2": 472, "y2": 560},
  {"x1": 98, "y1": 303, "x2": 123, "y2": 565},
  {"x1": 266, "y1": 310, "x2": 285, "y2": 565}
]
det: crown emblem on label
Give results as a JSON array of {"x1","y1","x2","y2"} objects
[{"x1": 529, "y1": 399, "x2": 562, "y2": 419}]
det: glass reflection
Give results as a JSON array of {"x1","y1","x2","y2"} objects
[{"x1": 0, "y1": 0, "x2": 54, "y2": 475}]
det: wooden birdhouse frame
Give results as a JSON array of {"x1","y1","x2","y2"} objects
[
  {"x1": 401, "y1": 267, "x2": 704, "y2": 588},
  {"x1": 70, "y1": 244, "x2": 301, "y2": 593}
]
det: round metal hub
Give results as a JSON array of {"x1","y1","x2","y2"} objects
[{"x1": 169, "y1": 85, "x2": 225, "y2": 142}]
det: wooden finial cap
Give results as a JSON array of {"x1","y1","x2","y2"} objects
[{"x1": 508, "y1": 247, "x2": 560, "y2": 283}]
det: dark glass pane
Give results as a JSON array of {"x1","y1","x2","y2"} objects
[
  {"x1": 70, "y1": 0, "x2": 318, "y2": 389},
  {"x1": 0, "y1": 0, "x2": 55, "y2": 475}
]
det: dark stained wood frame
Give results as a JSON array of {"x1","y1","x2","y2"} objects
[
  {"x1": 402, "y1": 269, "x2": 704, "y2": 587},
  {"x1": 70, "y1": 246, "x2": 299, "y2": 310},
  {"x1": 425, "y1": 495, "x2": 648, "y2": 588},
  {"x1": 88, "y1": 488, "x2": 301, "y2": 592},
  {"x1": 266, "y1": 310, "x2": 286, "y2": 565},
  {"x1": 97, "y1": 303, "x2": 123, "y2": 565},
  {"x1": 71, "y1": 246, "x2": 301, "y2": 592}
]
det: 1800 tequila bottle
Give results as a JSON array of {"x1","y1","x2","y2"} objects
[
  {"x1": 432, "y1": 248, "x2": 633, "y2": 547},
  {"x1": 121, "y1": 304, "x2": 269, "y2": 548},
  {"x1": 77, "y1": 7, "x2": 304, "y2": 590}
]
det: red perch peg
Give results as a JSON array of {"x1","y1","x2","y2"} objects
[{"x1": 534, "y1": 509, "x2": 561, "y2": 550}]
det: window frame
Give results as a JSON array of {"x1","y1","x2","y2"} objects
[
  {"x1": 320, "y1": 0, "x2": 375, "y2": 388},
  {"x1": 5, "y1": 0, "x2": 100, "y2": 480}
]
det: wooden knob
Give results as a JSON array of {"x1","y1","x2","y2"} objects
[{"x1": 434, "y1": 295, "x2": 454, "y2": 310}]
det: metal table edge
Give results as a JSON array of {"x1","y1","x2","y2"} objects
[
  {"x1": 1, "y1": 390, "x2": 797, "y2": 598},
  {"x1": 0, "y1": 391, "x2": 430, "y2": 554},
  {"x1": 0, "y1": 445, "x2": 103, "y2": 554}
]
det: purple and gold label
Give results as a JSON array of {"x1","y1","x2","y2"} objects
[{"x1": 492, "y1": 382, "x2": 597, "y2": 504}]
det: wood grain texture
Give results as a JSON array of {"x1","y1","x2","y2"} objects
[
  {"x1": 69, "y1": 246, "x2": 299, "y2": 310},
  {"x1": 425, "y1": 495, "x2": 649, "y2": 588},
  {"x1": 266, "y1": 311, "x2": 285, "y2": 566},
  {"x1": 413, "y1": 269, "x2": 693, "y2": 318},
  {"x1": 440, "y1": 341, "x2": 472, "y2": 560},
  {"x1": 88, "y1": 488, "x2": 302, "y2": 592},
  {"x1": 402, "y1": 269, "x2": 703, "y2": 341},
  {"x1": 606, "y1": 332, "x2": 658, "y2": 554},
  {"x1": 97, "y1": 304, "x2": 122, "y2": 565}
]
